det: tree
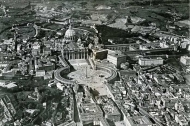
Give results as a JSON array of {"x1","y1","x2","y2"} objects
[{"x1": 80, "y1": 2, "x2": 87, "y2": 8}]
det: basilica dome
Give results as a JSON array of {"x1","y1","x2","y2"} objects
[{"x1": 64, "y1": 25, "x2": 76, "y2": 41}]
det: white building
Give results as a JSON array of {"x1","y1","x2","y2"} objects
[
  {"x1": 0, "y1": 61, "x2": 8, "y2": 68},
  {"x1": 36, "y1": 70, "x2": 45, "y2": 77},
  {"x1": 107, "y1": 53, "x2": 126, "y2": 68},
  {"x1": 139, "y1": 57, "x2": 163, "y2": 66},
  {"x1": 180, "y1": 56, "x2": 190, "y2": 66},
  {"x1": 56, "y1": 82, "x2": 65, "y2": 91},
  {"x1": 160, "y1": 42, "x2": 169, "y2": 48}
]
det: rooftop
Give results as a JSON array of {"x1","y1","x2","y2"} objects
[
  {"x1": 108, "y1": 53, "x2": 126, "y2": 58},
  {"x1": 64, "y1": 25, "x2": 76, "y2": 38},
  {"x1": 102, "y1": 98, "x2": 120, "y2": 115},
  {"x1": 127, "y1": 116, "x2": 153, "y2": 126}
]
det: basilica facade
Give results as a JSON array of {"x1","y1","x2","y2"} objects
[{"x1": 55, "y1": 24, "x2": 89, "y2": 60}]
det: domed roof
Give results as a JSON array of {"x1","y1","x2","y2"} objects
[{"x1": 64, "y1": 25, "x2": 76, "y2": 39}]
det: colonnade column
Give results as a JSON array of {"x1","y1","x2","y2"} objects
[
  {"x1": 68, "y1": 50, "x2": 71, "y2": 60},
  {"x1": 77, "y1": 49, "x2": 79, "y2": 59}
]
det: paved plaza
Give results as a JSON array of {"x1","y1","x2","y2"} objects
[{"x1": 68, "y1": 59, "x2": 110, "y2": 95}]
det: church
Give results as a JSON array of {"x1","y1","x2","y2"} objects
[
  {"x1": 64, "y1": 25, "x2": 76, "y2": 43},
  {"x1": 55, "y1": 23, "x2": 89, "y2": 60}
]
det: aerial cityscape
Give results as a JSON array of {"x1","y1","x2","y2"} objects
[{"x1": 0, "y1": 0, "x2": 189, "y2": 126}]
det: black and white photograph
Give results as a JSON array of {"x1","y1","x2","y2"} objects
[{"x1": 0, "y1": 0, "x2": 189, "y2": 126}]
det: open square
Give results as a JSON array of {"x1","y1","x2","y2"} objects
[{"x1": 68, "y1": 59, "x2": 110, "y2": 95}]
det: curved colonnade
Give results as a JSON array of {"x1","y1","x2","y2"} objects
[
  {"x1": 54, "y1": 56, "x2": 76, "y2": 85},
  {"x1": 54, "y1": 57, "x2": 118, "y2": 85},
  {"x1": 95, "y1": 65, "x2": 118, "y2": 84}
]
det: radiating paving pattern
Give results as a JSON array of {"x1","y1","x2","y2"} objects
[
  {"x1": 68, "y1": 59, "x2": 117, "y2": 95},
  {"x1": 55, "y1": 58, "x2": 118, "y2": 95}
]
